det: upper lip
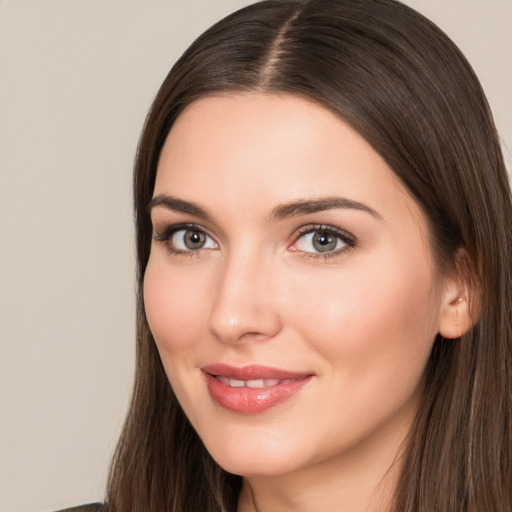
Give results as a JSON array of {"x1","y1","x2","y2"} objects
[{"x1": 202, "y1": 363, "x2": 311, "y2": 381}]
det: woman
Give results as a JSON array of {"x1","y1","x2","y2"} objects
[{"x1": 64, "y1": 0, "x2": 512, "y2": 510}]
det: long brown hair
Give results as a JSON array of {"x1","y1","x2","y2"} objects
[{"x1": 105, "y1": 1, "x2": 512, "y2": 510}]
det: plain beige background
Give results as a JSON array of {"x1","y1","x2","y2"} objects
[{"x1": 1, "y1": 1, "x2": 510, "y2": 511}]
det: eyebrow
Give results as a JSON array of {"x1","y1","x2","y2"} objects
[
  {"x1": 148, "y1": 194, "x2": 212, "y2": 221},
  {"x1": 148, "y1": 194, "x2": 382, "y2": 223},
  {"x1": 269, "y1": 197, "x2": 382, "y2": 222}
]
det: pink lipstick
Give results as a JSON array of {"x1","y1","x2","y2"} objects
[{"x1": 202, "y1": 364, "x2": 313, "y2": 414}]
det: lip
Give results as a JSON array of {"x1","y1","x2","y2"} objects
[{"x1": 202, "y1": 364, "x2": 313, "y2": 414}]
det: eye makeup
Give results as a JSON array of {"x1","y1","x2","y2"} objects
[
  {"x1": 289, "y1": 223, "x2": 357, "y2": 261},
  {"x1": 152, "y1": 220, "x2": 357, "y2": 262},
  {"x1": 153, "y1": 222, "x2": 218, "y2": 257}
]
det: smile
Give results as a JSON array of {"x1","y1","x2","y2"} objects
[
  {"x1": 202, "y1": 364, "x2": 313, "y2": 414},
  {"x1": 215, "y1": 377, "x2": 299, "y2": 388}
]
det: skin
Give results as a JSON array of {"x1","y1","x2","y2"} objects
[{"x1": 144, "y1": 94, "x2": 465, "y2": 512}]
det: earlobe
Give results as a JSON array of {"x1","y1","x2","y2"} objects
[
  {"x1": 438, "y1": 291, "x2": 474, "y2": 339},
  {"x1": 437, "y1": 250, "x2": 480, "y2": 339}
]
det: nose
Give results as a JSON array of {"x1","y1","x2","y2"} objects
[{"x1": 208, "y1": 251, "x2": 283, "y2": 345}]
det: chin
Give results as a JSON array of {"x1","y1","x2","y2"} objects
[
  {"x1": 201, "y1": 429, "x2": 305, "y2": 478},
  {"x1": 214, "y1": 454, "x2": 299, "y2": 478}
]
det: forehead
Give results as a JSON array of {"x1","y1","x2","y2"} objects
[{"x1": 154, "y1": 93, "x2": 425, "y2": 232}]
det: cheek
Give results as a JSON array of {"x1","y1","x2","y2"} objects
[
  {"x1": 143, "y1": 255, "x2": 209, "y2": 354},
  {"x1": 290, "y1": 255, "x2": 440, "y2": 390},
  {"x1": 143, "y1": 254, "x2": 216, "y2": 432}
]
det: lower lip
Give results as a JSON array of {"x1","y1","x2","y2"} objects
[{"x1": 204, "y1": 373, "x2": 312, "y2": 414}]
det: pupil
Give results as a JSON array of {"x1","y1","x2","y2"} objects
[
  {"x1": 313, "y1": 231, "x2": 336, "y2": 252},
  {"x1": 184, "y1": 230, "x2": 205, "y2": 250}
]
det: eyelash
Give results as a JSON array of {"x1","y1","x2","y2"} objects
[
  {"x1": 292, "y1": 224, "x2": 357, "y2": 261},
  {"x1": 153, "y1": 223, "x2": 214, "y2": 258},
  {"x1": 152, "y1": 222, "x2": 357, "y2": 260}
]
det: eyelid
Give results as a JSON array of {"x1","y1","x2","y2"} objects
[
  {"x1": 153, "y1": 222, "x2": 198, "y2": 241},
  {"x1": 152, "y1": 221, "x2": 355, "y2": 259},
  {"x1": 289, "y1": 224, "x2": 357, "y2": 255},
  {"x1": 153, "y1": 222, "x2": 218, "y2": 254}
]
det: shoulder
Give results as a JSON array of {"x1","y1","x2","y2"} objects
[{"x1": 54, "y1": 504, "x2": 104, "y2": 512}]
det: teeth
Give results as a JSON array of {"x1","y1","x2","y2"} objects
[
  {"x1": 246, "y1": 379, "x2": 264, "y2": 388},
  {"x1": 215, "y1": 376, "x2": 295, "y2": 388}
]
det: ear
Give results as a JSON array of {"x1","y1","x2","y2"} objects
[{"x1": 438, "y1": 249, "x2": 480, "y2": 339}]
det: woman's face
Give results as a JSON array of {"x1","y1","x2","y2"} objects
[{"x1": 144, "y1": 94, "x2": 450, "y2": 478}]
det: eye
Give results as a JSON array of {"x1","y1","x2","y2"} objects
[
  {"x1": 171, "y1": 228, "x2": 216, "y2": 251},
  {"x1": 291, "y1": 226, "x2": 355, "y2": 256},
  {"x1": 153, "y1": 224, "x2": 218, "y2": 254}
]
